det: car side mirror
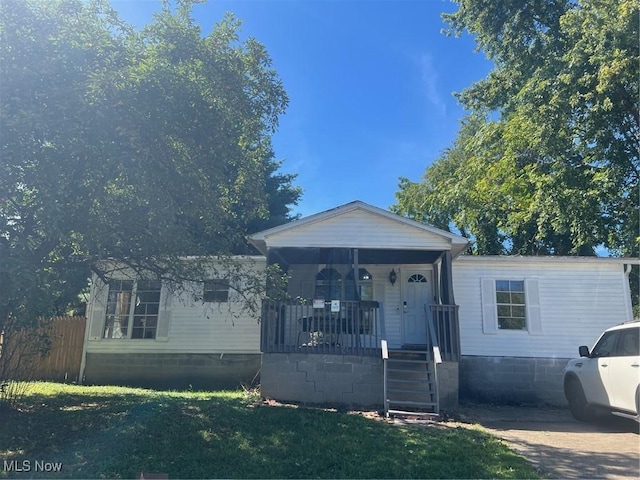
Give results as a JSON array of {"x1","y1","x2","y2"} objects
[{"x1": 578, "y1": 345, "x2": 590, "y2": 357}]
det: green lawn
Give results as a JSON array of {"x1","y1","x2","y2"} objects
[{"x1": 0, "y1": 383, "x2": 538, "y2": 479}]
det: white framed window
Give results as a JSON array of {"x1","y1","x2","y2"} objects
[
  {"x1": 203, "y1": 279, "x2": 230, "y2": 303},
  {"x1": 496, "y1": 280, "x2": 526, "y2": 330},
  {"x1": 104, "y1": 280, "x2": 161, "y2": 339},
  {"x1": 481, "y1": 278, "x2": 542, "y2": 335}
]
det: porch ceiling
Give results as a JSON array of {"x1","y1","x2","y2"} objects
[{"x1": 267, "y1": 247, "x2": 443, "y2": 266}]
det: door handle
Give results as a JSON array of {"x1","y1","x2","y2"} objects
[{"x1": 631, "y1": 363, "x2": 639, "y2": 368}]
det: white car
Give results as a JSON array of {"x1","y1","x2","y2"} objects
[{"x1": 564, "y1": 321, "x2": 640, "y2": 422}]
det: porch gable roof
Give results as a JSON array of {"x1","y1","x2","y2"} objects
[{"x1": 248, "y1": 200, "x2": 470, "y2": 257}]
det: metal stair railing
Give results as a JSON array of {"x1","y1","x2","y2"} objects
[
  {"x1": 385, "y1": 349, "x2": 437, "y2": 417},
  {"x1": 382, "y1": 305, "x2": 440, "y2": 417},
  {"x1": 382, "y1": 305, "x2": 444, "y2": 418},
  {"x1": 425, "y1": 304, "x2": 442, "y2": 415},
  {"x1": 379, "y1": 302, "x2": 390, "y2": 418}
]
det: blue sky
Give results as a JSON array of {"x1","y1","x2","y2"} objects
[{"x1": 113, "y1": 0, "x2": 494, "y2": 218}]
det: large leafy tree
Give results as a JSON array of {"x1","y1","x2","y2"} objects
[
  {"x1": 0, "y1": 0, "x2": 300, "y2": 330},
  {"x1": 395, "y1": 0, "x2": 638, "y2": 260}
]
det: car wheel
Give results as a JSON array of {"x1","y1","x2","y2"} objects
[{"x1": 567, "y1": 379, "x2": 591, "y2": 422}]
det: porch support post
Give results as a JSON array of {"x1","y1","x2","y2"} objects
[
  {"x1": 433, "y1": 252, "x2": 444, "y2": 304},
  {"x1": 353, "y1": 248, "x2": 359, "y2": 297},
  {"x1": 441, "y1": 251, "x2": 455, "y2": 305}
]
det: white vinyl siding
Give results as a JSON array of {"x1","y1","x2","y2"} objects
[
  {"x1": 368, "y1": 265, "x2": 402, "y2": 348},
  {"x1": 86, "y1": 258, "x2": 265, "y2": 354},
  {"x1": 454, "y1": 258, "x2": 631, "y2": 358},
  {"x1": 265, "y1": 209, "x2": 451, "y2": 250}
]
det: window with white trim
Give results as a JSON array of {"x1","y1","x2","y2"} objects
[
  {"x1": 104, "y1": 280, "x2": 161, "y2": 339},
  {"x1": 203, "y1": 279, "x2": 230, "y2": 303},
  {"x1": 495, "y1": 280, "x2": 526, "y2": 330}
]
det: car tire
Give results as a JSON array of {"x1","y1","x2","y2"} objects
[{"x1": 567, "y1": 379, "x2": 591, "y2": 422}]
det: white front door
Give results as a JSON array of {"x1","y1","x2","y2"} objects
[{"x1": 402, "y1": 270, "x2": 432, "y2": 346}]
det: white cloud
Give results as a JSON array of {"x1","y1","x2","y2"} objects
[{"x1": 419, "y1": 53, "x2": 447, "y2": 116}]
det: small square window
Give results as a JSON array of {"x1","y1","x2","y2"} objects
[{"x1": 203, "y1": 279, "x2": 229, "y2": 302}]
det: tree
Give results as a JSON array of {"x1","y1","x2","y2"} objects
[
  {"x1": 0, "y1": 0, "x2": 300, "y2": 337},
  {"x1": 395, "y1": 0, "x2": 638, "y2": 258}
]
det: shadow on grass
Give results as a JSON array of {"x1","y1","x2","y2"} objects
[{"x1": 1, "y1": 388, "x2": 537, "y2": 479}]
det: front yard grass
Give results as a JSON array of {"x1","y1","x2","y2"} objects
[{"x1": 0, "y1": 382, "x2": 538, "y2": 479}]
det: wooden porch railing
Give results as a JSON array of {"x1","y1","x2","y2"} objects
[
  {"x1": 429, "y1": 304, "x2": 460, "y2": 361},
  {"x1": 261, "y1": 300, "x2": 382, "y2": 357}
]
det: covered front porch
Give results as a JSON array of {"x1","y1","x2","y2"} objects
[
  {"x1": 248, "y1": 202, "x2": 468, "y2": 411},
  {"x1": 260, "y1": 247, "x2": 460, "y2": 358}
]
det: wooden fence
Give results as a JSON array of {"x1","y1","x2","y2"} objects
[{"x1": 0, "y1": 316, "x2": 86, "y2": 382}]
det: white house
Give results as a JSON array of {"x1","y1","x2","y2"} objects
[
  {"x1": 81, "y1": 257, "x2": 265, "y2": 389},
  {"x1": 453, "y1": 255, "x2": 636, "y2": 404},
  {"x1": 81, "y1": 201, "x2": 637, "y2": 411}
]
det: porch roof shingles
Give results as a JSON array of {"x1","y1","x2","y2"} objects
[{"x1": 248, "y1": 201, "x2": 469, "y2": 257}]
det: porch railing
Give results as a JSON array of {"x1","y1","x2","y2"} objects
[
  {"x1": 261, "y1": 300, "x2": 382, "y2": 357},
  {"x1": 429, "y1": 304, "x2": 460, "y2": 361}
]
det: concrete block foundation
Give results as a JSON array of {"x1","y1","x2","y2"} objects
[
  {"x1": 83, "y1": 353, "x2": 261, "y2": 390},
  {"x1": 437, "y1": 361, "x2": 459, "y2": 410},
  {"x1": 261, "y1": 353, "x2": 460, "y2": 410},
  {"x1": 459, "y1": 355, "x2": 569, "y2": 406},
  {"x1": 261, "y1": 353, "x2": 384, "y2": 407}
]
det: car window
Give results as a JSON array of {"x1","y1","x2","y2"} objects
[
  {"x1": 615, "y1": 327, "x2": 639, "y2": 357},
  {"x1": 591, "y1": 330, "x2": 619, "y2": 357}
]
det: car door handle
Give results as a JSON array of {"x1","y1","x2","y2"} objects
[{"x1": 631, "y1": 363, "x2": 639, "y2": 368}]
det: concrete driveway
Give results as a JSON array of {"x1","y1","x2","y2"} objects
[{"x1": 454, "y1": 405, "x2": 639, "y2": 479}]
